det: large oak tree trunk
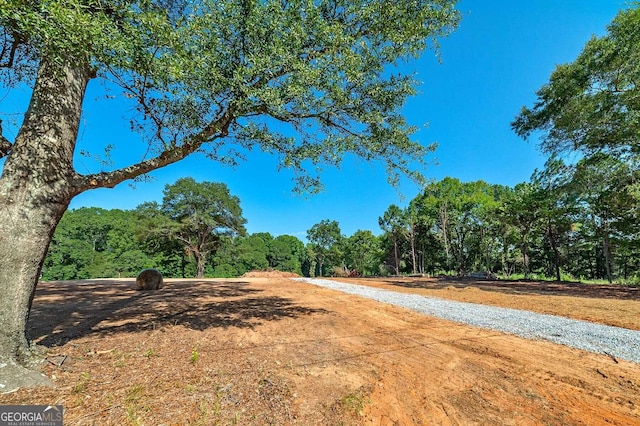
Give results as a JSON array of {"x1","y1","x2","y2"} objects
[{"x1": 0, "y1": 57, "x2": 90, "y2": 391}]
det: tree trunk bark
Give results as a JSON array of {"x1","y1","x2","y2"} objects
[
  {"x1": 0, "y1": 57, "x2": 90, "y2": 390},
  {"x1": 409, "y1": 226, "x2": 417, "y2": 275},
  {"x1": 547, "y1": 222, "x2": 561, "y2": 281},
  {"x1": 521, "y1": 242, "x2": 529, "y2": 278},
  {"x1": 600, "y1": 213, "x2": 614, "y2": 283},
  {"x1": 195, "y1": 252, "x2": 207, "y2": 278},
  {"x1": 603, "y1": 232, "x2": 613, "y2": 283},
  {"x1": 439, "y1": 204, "x2": 450, "y2": 272},
  {"x1": 454, "y1": 228, "x2": 467, "y2": 276},
  {"x1": 393, "y1": 234, "x2": 399, "y2": 275}
]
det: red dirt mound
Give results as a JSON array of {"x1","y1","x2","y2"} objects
[{"x1": 241, "y1": 270, "x2": 301, "y2": 278}]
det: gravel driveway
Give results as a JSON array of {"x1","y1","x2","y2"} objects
[{"x1": 294, "y1": 278, "x2": 640, "y2": 364}]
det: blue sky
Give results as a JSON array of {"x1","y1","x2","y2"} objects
[{"x1": 1, "y1": 0, "x2": 627, "y2": 240}]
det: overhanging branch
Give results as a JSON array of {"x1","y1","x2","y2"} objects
[{"x1": 72, "y1": 109, "x2": 235, "y2": 192}]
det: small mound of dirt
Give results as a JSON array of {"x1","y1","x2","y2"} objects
[{"x1": 241, "y1": 270, "x2": 301, "y2": 278}]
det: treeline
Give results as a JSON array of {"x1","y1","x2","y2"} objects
[
  {"x1": 42, "y1": 178, "x2": 307, "y2": 280},
  {"x1": 376, "y1": 155, "x2": 639, "y2": 283},
  {"x1": 43, "y1": 153, "x2": 639, "y2": 284},
  {"x1": 42, "y1": 206, "x2": 308, "y2": 279}
]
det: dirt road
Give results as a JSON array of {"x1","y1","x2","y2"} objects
[{"x1": 1, "y1": 276, "x2": 639, "y2": 425}]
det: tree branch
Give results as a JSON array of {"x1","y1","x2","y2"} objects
[
  {"x1": 72, "y1": 108, "x2": 235, "y2": 192},
  {"x1": 0, "y1": 120, "x2": 12, "y2": 158},
  {"x1": 0, "y1": 29, "x2": 23, "y2": 69}
]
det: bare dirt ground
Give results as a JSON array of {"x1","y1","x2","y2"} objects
[{"x1": 1, "y1": 275, "x2": 639, "y2": 425}]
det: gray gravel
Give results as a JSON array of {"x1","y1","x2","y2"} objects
[{"x1": 294, "y1": 277, "x2": 640, "y2": 364}]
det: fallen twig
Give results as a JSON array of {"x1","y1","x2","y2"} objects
[{"x1": 604, "y1": 351, "x2": 619, "y2": 364}]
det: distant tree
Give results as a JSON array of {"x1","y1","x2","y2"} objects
[
  {"x1": 43, "y1": 208, "x2": 113, "y2": 280},
  {"x1": 101, "y1": 209, "x2": 156, "y2": 278},
  {"x1": 379, "y1": 205, "x2": 405, "y2": 275},
  {"x1": 43, "y1": 207, "x2": 156, "y2": 279},
  {"x1": 236, "y1": 233, "x2": 271, "y2": 273},
  {"x1": 209, "y1": 232, "x2": 305, "y2": 277},
  {"x1": 409, "y1": 188, "x2": 444, "y2": 273},
  {"x1": 403, "y1": 201, "x2": 422, "y2": 275},
  {"x1": 307, "y1": 220, "x2": 343, "y2": 277},
  {"x1": 110, "y1": 249, "x2": 156, "y2": 278},
  {"x1": 209, "y1": 240, "x2": 241, "y2": 278},
  {"x1": 146, "y1": 178, "x2": 247, "y2": 278},
  {"x1": 569, "y1": 154, "x2": 638, "y2": 282},
  {"x1": 269, "y1": 235, "x2": 306, "y2": 274},
  {"x1": 414, "y1": 180, "x2": 456, "y2": 272},
  {"x1": 344, "y1": 230, "x2": 383, "y2": 276},
  {"x1": 530, "y1": 158, "x2": 577, "y2": 282},
  {"x1": 473, "y1": 184, "x2": 511, "y2": 275},
  {"x1": 42, "y1": 209, "x2": 95, "y2": 280},
  {"x1": 415, "y1": 178, "x2": 498, "y2": 275},
  {"x1": 136, "y1": 201, "x2": 191, "y2": 277},
  {"x1": 499, "y1": 183, "x2": 538, "y2": 277}
]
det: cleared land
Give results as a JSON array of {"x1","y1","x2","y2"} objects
[{"x1": 1, "y1": 276, "x2": 639, "y2": 425}]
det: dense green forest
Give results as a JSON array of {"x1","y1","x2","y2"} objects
[{"x1": 43, "y1": 153, "x2": 639, "y2": 284}]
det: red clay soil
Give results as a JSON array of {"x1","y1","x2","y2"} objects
[
  {"x1": 1, "y1": 276, "x2": 639, "y2": 425},
  {"x1": 241, "y1": 270, "x2": 301, "y2": 278}
]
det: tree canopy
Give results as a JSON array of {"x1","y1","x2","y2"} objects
[
  {"x1": 512, "y1": 6, "x2": 640, "y2": 159},
  {"x1": 307, "y1": 219, "x2": 343, "y2": 276},
  {"x1": 510, "y1": 5, "x2": 640, "y2": 284},
  {"x1": 0, "y1": 0, "x2": 461, "y2": 192},
  {"x1": 139, "y1": 177, "x2": 246, "y2": 278}
]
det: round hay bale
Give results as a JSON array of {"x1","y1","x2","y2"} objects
[{"x1": 136, "y1": 268, "x2": 163, "y2": 290}]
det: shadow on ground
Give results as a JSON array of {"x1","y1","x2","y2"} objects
[
  {"x1": 28, "y1": 279, "x2": 328, "y2": 347},
  {"x1": 380, "y1": 277, "x2": 640, "y2": 300}
]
